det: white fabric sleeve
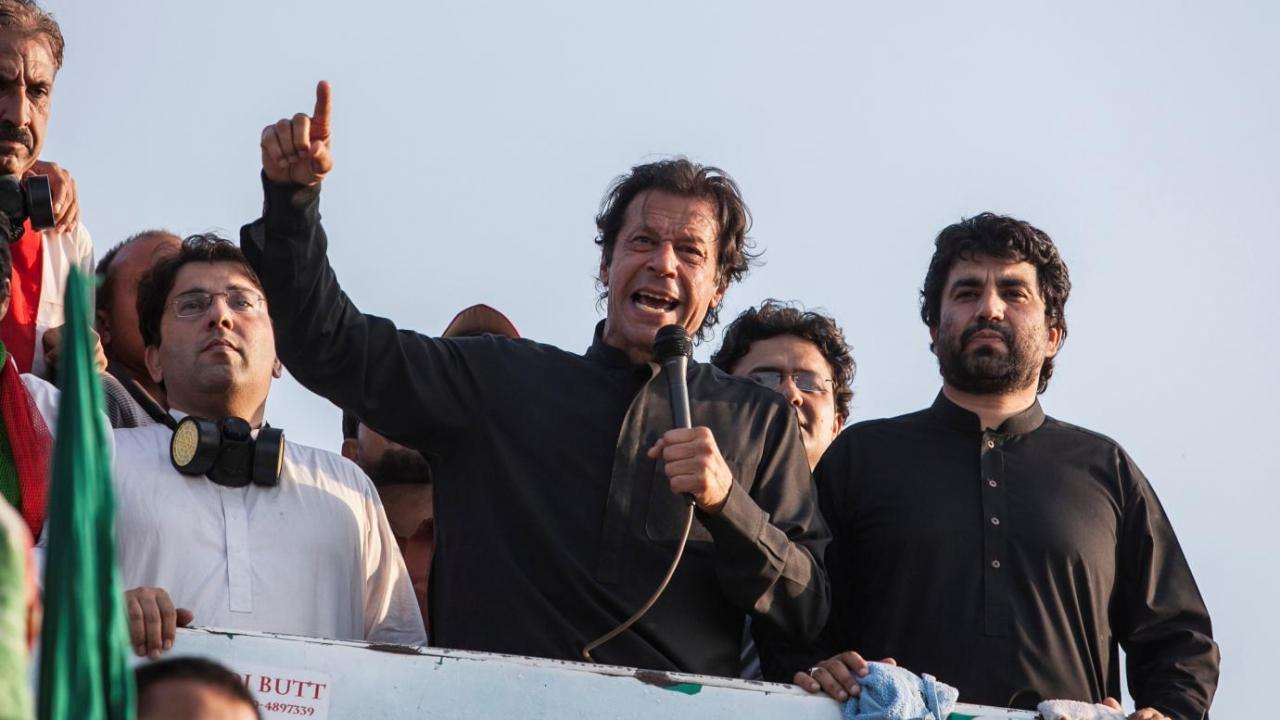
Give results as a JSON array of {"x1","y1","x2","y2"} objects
[
  {"x1": 73, "y1": 223, "x2": 94, "y2": 275},
  {"x1": 20, "y1": 372, "x2": 114, "y2": 461},
  {"x1": 19, "y1": 373, "x2": 59, "y2": 434},
  {"x1": 18, "y1": 374, "x2": 56, "y2": 581}
]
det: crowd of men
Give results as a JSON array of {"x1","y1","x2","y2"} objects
[{"x1": 0, "y1": 2, "x2": 1220, "y2": 719}]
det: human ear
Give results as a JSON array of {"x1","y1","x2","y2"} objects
[
  {"x1": 710, "y1": 282, "x2": 726, "y2": 309},
  {"x1": 143, "y1": 345, "x2": 163, "y2": 384},
  {"x1": 95, "y1": 310, "x2": 112, "y2": 345},
  {"x1": 1044, "y1": 325, "x2": 1064, "y2": 359}
]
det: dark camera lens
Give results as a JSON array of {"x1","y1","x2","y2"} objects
[
  {"x1": 0, "y1": 175, "x2": 23, "y2": 220},
  {"x1": 24, "y1": 174, "x2": 54, "y2": 230},
  {"x1": 0, "y1": 173, "x2": 56, "y2": 234}
]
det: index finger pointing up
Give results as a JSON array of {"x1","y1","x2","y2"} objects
[{"x1": 311, "y1": 80, "x2": 332, "y2": 141}]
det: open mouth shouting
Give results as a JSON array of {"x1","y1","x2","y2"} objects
[{"x1": 632, "y1": 289, "x2": 681, "y2": 315}]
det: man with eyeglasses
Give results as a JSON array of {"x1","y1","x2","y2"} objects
[
  {"x1": 110, "y1": 234, "x2": 425, "y2": 659},
  {"x1": 710, "y1": 300, "x2": 854, "y2": 680},
  {"x1": 712, "y1": 300, "x2": 854, "y2": 472}
]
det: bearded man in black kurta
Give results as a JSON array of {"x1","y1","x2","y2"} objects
[
  {"x1": 239, "y1": 82, "x2": 829, "y2": 677},
  {"x1": 784, "y1": 214, "x2": 1218, "y2": 719}
]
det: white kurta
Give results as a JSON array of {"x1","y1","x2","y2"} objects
[
  {"x1": 18, "y1": 372, "x2": 58, "y2": 431},
  {"x1": 112, "y1": 423, "x2": 426, "y2": 646},
  {"x1": 20, "y1": 372, "x2": 61, "y2": 570},
  {"x1": 31, "y1": 223, "x2": 94, "y2": 380}
]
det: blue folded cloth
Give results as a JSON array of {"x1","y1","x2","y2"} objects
[{"x1": 841, "y1": 662, "x2": 959, "y2": 720}]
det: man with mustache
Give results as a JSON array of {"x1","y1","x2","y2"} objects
[
  {"x1": 790, "y1": 214, "x2": 1218, "y2": 719},
  {"x1": 112, "y1": 234, "x2": 425, "y2": 659},
  {"x1": 238, "y1": 82, "x2": 828, "y2": 676},
  {"x1": 0, "y1": 1, "x2": 94, "y2": 378}
]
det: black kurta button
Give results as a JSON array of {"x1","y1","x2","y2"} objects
[
  {"x1": 991, "y1": 516, "x2": 1000, "y2": 526},
  {"x1": 986, "y1": 440, "x2": 995, "y2": 449},
  {"x1": 991, "y1": 560, "x2": 1001, "y2": 569},
  {"x1": 988, "y1": 479, "x2": 998, "y2": 487}
]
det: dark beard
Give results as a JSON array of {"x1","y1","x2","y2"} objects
[
  {"x1": 937, "y1": 319, "x2": 1041, "y2": 395},
  {"x1": 365, "y1": 447, "x2": 433, "y2": 487}
]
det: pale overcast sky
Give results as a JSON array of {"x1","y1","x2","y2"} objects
[{"x1": 42, "y1": 0, "x2": 1275, "y2": 714}]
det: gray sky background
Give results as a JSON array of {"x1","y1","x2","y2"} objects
[{"x1": 42, "y1": 0, "x2": 1275, "y2": 714}]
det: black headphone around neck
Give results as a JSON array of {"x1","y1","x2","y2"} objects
[{"x1": 168, "y1": 416, "x2": 285, "y2": 488}]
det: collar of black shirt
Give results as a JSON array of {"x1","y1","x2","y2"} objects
[
  {"x1": 585, "y1": 319, "x2": 683, "y2": 372},
  {"x1": 585, "y1": 320, "x2": 631, "y2": 367},
  {"x1": 929, "y1": 390, "x2": 1046, "y2": 436}
]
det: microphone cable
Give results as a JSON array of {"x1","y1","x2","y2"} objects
[
  {"x1": 582, "y1": 324, "x2": 696, "y2": 663},
  {"x1": 581, "y1": 499, "x2": 695, "y2": 662}
]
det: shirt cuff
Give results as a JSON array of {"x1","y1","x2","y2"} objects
[
  {"x1": 699, "y1": 481, "x2": 768, "y2": 551},
  {"x1": 260, "y1": 172, "x2": 321, "y2": 230}
]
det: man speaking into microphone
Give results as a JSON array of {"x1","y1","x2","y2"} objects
[{"x1": 240, "y1": 82, "x2": 828, "y2": 676}]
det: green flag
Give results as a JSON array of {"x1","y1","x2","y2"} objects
[{"x1": 37, "y1": 268, "x2": 134, "y2": 719}]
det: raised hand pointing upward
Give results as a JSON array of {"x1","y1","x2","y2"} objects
[{"x1": 261, "y1": 80, "x2": 333, "y2": 187}]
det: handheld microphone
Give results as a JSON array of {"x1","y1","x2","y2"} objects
[
  {"x1": 582, "y1": 324, "x2": 697, "y2": 662},
  {"x1": 653, "y1": 324, "x2": 693, "y2": 430},
  {"x1": 654, "y1": 325, "x2": 694, "y2": 506}
]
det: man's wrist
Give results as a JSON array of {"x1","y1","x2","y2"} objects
[
  {"x1": 260, "y1": 172, "x2": 321, "y2": 227},
  {"x1": 698, "y1": 482, "x2": 766, "y2": 543},
  {"x1": 700, "y1": 486, "x2": 730, "y2": 515}
]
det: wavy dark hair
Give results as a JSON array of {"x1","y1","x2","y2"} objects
[
  {"x1": 711, "y1": 300, "x2": 855, "y2": 421},
  {"x1": 136, "y1": 233, "x2": 266, "y2": 348},
  {"x1": 920, "y1": 212, "x2": 1071, "y2": 393},
  {"x1": 0, "y1": 0, "x2": 65, "y2": 69},
  {"x1": 594, "y1": 157, "x2": 757, "y2": 340}
]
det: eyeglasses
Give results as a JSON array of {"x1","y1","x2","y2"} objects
[
  {"x1": 171, "y1": 289, "x2": 265, "y2": 319},
  {"x1": 747, "y1": 370, "x2": 832, "y2": 394}
]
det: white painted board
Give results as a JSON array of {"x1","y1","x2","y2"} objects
[{"x1": 155, "y1": 626, "x2": 1038, "y2": 720}]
